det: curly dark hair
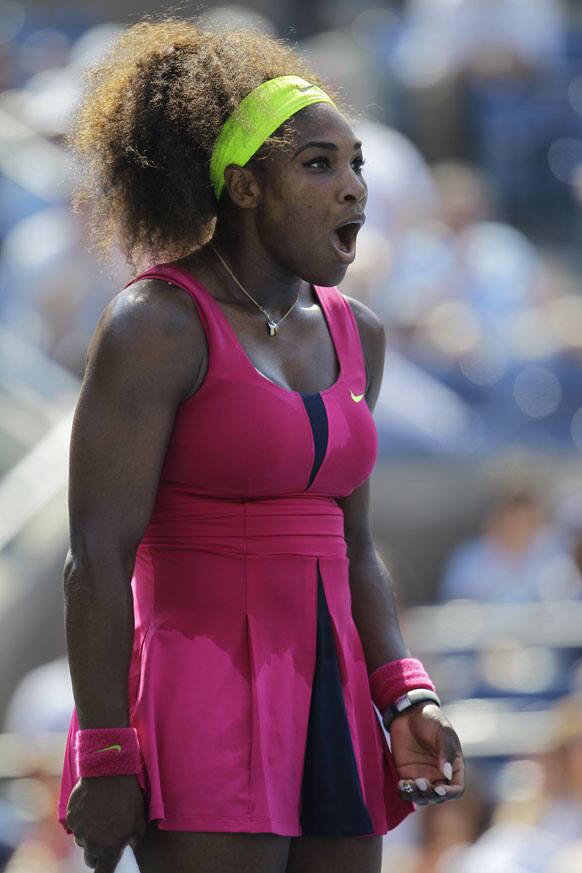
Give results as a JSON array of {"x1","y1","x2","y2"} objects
[{"x1": 69, "y1": 17, "x2": 336, "y2": 268}]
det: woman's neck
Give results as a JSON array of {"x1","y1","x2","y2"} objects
[{"x1": 209, "y1": 225, "x2": 305, "y2": 314}]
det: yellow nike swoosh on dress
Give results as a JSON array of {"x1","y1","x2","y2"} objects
[
  {"x1": 350, "y1": 390, "x2": 365, "y2": 403},
  {"x1": 96, "y1": 744, "x2": 122, "y2": 753}
]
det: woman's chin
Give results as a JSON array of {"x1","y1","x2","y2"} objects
[{"x1": 301, "y1": 259, "x2": 351, "y2": 288}]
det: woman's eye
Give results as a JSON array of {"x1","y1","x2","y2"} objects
[
  {"x1": 302, "y1": 156, "x2": 366, "y2": 172},
  {"x1": 303, "y1": 156, "x2": 331, "y2": 169}
]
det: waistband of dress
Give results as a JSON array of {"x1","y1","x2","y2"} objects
[{"x1": 140, "y1": 493, "x2": 347, "y2": 558}]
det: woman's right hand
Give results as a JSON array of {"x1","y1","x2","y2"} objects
[{"x1": 66, "y1": 775, "x2": 147, "y2": 872}]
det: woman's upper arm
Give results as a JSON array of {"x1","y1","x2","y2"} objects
[
  {"x1": 68, "y1": 280, "x2": 203, "y2": 562},
  {"x1": 337, "y1": 296, "x2": 386, "y2": 556}
]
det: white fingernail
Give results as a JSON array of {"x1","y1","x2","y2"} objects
[
  {"x1": 435, "y1": 785, "x2": 447, "y2": 796},
  {"x1": 415, "y1": 778, "x2": 429, "y2": 791},
  {"x1": 443, "y1": 762, "x2": 453, "y2": 781}
]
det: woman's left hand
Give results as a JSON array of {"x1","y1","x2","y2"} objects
[{"x1": 389, "y1": 703, "x2": 465, "y2": 806}]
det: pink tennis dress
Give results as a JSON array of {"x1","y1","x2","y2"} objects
[{"x1": 57, "y1": 265, "x2": 413, "y2": 837}]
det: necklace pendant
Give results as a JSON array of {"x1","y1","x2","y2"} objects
[{"x1": 267, "y1": 319, "x2": 278, "y2": 337}]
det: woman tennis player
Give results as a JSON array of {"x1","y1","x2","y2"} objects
[{"x1": 57, "y1": 18, "x2": 464, "y2": 873}]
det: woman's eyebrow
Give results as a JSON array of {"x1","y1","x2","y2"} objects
[{"x1": 292, "y1": 140, "x2": 363, "y2": 158}]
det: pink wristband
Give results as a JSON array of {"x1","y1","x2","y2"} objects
[
  {"x1": 75, "y1": 727, "x2": 143, "y2": 778},
  {"x1": 369, "y1": 658, "x2": 436, "y2": 714}
]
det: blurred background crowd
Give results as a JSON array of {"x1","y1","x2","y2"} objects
[{"x1": 1, "y1": 0, "x2": 582, "y2": 870}]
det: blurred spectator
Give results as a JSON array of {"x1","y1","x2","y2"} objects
[
  {"x1": 1, "y1": 655, "x2": 140, "y2": 871},
  {"x1": 454, "y1": 693, "x2": 582, "y2": 872},
  {"x1": 0, "y1": 201, "x2": 123, "y2": 376},
  {"x1": 431, "y1": 161, "x2": 498, "y2": 233},
  {"x1": 393, "y1": 0, "x2": 570, "y2": 233},
  {"x1": 0, "y1": 801, "x2": 15, "y2": 870},
  {"x1": 3, "y1": 656, "x2": 73, "y2": 737},
  {"x1": 400, "y1": 0, "x2": 564, "y2": 84},
  {"x1": 0, "y1": 21, "x2": 128, "y2": 376},
  {"x1": 556, "y1": 491, "x2": 582, "y2": 578},
  {"x1": 367, "y1": 158, "x2": 533, "y2": 342},
  {"x1": 360, "y1": 155, "x2": 582, "y2": 455},
  {"x1": 1, "y1": 656, "x2": 82, "y2": 871},
  {"x1": 438, "y1": 488, "x2": 582, "y2": 602},
  {"x1": 380, "y1": 765, "x2": 490, "y2": 872},
  {"x1": 394, "y1": 0, "x2": 565, "y2": 156},
  {"x1": 300, "y1": 39, "x2": 376, "y2": 121},
  {"x1": 355, "y1": 119, "x2": 437, "y2": 239},
  {"x1": 342, "y1": 119, "x2": 437, "y2": 309}
]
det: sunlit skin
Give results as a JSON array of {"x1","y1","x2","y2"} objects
[
  {"x1": 64, "y1": 101, "x2": 463, "y2": 873},
  {"x1": 212, "y1": 102, "x2": 367, "y2": 292},
  {"x1": 173, "y1": 97, "x2": 465, "y2": 824},
  {"x1": 246, "y1": 104, "x2": 367, "y2": 287},
  {"x1": 170, "y1": 104, "x2": 368, "y2": 395}
]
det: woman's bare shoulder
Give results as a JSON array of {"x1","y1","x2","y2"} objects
[
  {"x1": 341, "y1": 293, "x2": 384, "y2": 339},
  {"x1": 85, "y1": 277, "x2": 206, "y2": 399},
  {"x1": 95, "y1": 277, "x2": 203, "y2": 346}
]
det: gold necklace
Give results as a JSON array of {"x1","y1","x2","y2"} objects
[{"x1": 210, "y1": 243, "x2": 301, "y2": 337}]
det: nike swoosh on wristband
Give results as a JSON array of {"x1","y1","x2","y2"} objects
[
  {"x1": 96, "y1": 744, "x2": 122, "y2": 753},
  {"x1": 350, "y1": 390, "x2": 365, "y2": 403}
]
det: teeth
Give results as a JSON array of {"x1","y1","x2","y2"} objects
[
  {"x1": 336, "y1": 223, "x2": 356, "y2": 252},
  {"x1": 334, "y1": 231, "x2": 348, "y2": 252}
]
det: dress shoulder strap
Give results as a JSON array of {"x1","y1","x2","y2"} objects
[
  {"x1": 125, "y1": 263, "x2": 217, "y2": 330},
  {"x1": 124, "y1": 263, "x2": 242, "y2": 380}
]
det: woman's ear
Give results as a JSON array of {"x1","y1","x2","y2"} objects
[{"x1": 222, "y1": 164, "x2": 261, "y2": 209}]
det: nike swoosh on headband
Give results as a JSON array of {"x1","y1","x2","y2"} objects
[
  {"x1": 350, "y1": 390, "x2": 365, "y2": 403},
  {"x1": 96, "y1": 744, "x2": 122, "y2": 753}
]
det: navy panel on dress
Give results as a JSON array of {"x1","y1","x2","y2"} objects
[
  {"x1": 300, "y1": 393, "x2": 329, "y2": 488},
  {"x1": 299, "y1": 561, "x2": 374, "y2": 837}
]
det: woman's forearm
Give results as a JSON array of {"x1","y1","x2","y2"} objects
[
  {"x1": 63, "y1": 548, "x2": 136, "y2": 729},
  {"x1": 348, "y1": 544, "x2": 410, "y2": 673}
]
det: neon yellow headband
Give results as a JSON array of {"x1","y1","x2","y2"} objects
[{"x1": 209, "y1": 75, "x2": 337, "y2": 200}]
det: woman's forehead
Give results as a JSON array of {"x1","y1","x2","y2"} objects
[{"x1": 286, "y1": 103, "x2": 359, "y2": 150}]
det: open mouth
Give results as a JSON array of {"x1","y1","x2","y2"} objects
[
  {"x1": 335, "y1": 222, "x2": 359, "y2": 252},
  {"x1": 331, "y1": 221, "x2": 361, "y2": 259}
]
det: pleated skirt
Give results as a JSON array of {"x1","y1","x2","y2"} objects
[{"x1": 57, "y1": 496, "x2": 412, "y2": 836}]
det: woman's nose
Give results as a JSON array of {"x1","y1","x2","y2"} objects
[{"x1": 339, "y1": 169, "x2": 367, "y2": 204}]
